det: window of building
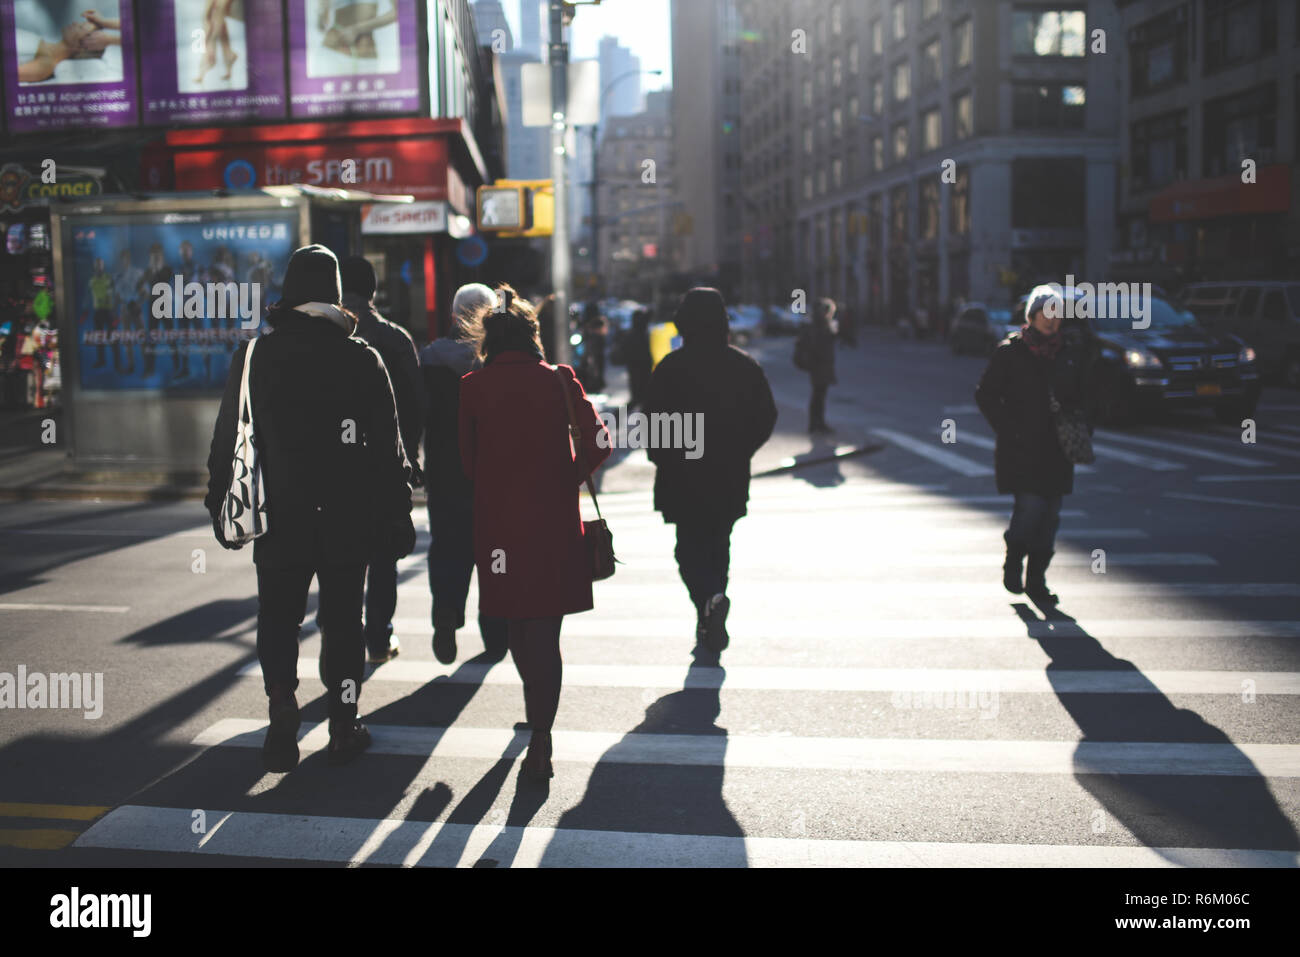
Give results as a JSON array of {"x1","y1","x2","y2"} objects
[
  {"x1": 1128, "y1": 4, "x2": 1189, "y2": 96},
  {"x1": 871, "y1": 18, "x2": 883, "y2": 55},
  {"x1": 890, "y1": 184, "x2": 909, "y2": 244},
  {"x1": 1204, "y1": 0, "x2": 1277, "y2": 73},
  {"x1": 804, "y1": 126, "x2": 814, "y2": 154},
  {"x1": 804, "y1": 175, "x2": 813, "y2": 200},
  {"x1": 923, "y1": 0, "x2": 942, "y2": 20},
  {"x1": 893, "y1": 1, "x2": 907, "y2": 40},
  {"x1": 950, "y1": 166, "x2": 970, "y2": 235},
  {"x1": 1011, "y1": 158, "x2": 1085, "y2": 227},
  {"x1": 871, "y1": 78, "x2": 884, "y2": 116},
  {"x1": 803, "y1": 79, "x2": 812, "y2": 108},
  {"x1": 872, "y1": 135, "x2": 884, "y2": 171},
  {"x1": 833, "y1": 57, "x2": 843, "y2": 87},
  {"x1": 850, "y1": 41, "x2": 860, "y2": 74},
  {"x1": 833, "y1": 158, "x2": 844, "y2": 189},
  {"x1": 920, "y1": 177, "x2": 940, "y2": 240},
  {"x1": 850, "y1": 95, "x2": 861, "y2": 124},
  {"x1": 921, "y1": 38, "x2": 942, "y2": 88},
  {"x1": 893, "y1": 122, "x2": 910, "y2": 161},
  {"x1": 953, "y1": 17, "x2": 973, "y2": 68},
  {"x1": 1131, "y1": 110, "x2": 1188, "y2": 190},
  {"x1": 893, "y1": 60, "x2": 911, "y2": 101},
  {"x1": 953, "y1": 91, "x2": 973, "y2": 140},
  {"x1": 1012, "y1": 84, "x2": 1086, "y2": 129},
  {"x1": 922, "y1": 108, "x2": 942, "y2": 151},
  {"x1": 818, "y1": 170, "x2": 827, "y2": 195},
  {"x1": 1011, "y1": 9, "x2": 1086, "y2": 57},
  {"x1": 1203, "y1": 83, "x2": 1277, "y2": 175},
  {"x1": 833, "y1": 107, "x2": 844, "y2": 138},
  {"x1": 832, "y1": 2, "x2": 843, "y2": 33}
]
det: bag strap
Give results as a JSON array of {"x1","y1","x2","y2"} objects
[
  {"x1": 552, "y1": 365, "x2": 604, "y2": 522},
  {"x1": 239, "y1": 337, "x2": 257, "y2": 424}
]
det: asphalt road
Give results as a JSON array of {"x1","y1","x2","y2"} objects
[{"x1": 1, "y1": 329, "x2": 1298, "y2": 867}]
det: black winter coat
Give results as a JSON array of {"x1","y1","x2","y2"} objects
[
  {"x1": 646, "y1": 339, "x2": 778, "y2": 524},
  {"x1": 345, "y1": 293, "x2": 424, "y2": 465},
  {"x1": 975, "y1": 331, "x2": 1092, "y2": 496},
  {"x1": 419, "y1": 336, "x2": 480, "y2": 511},
  {"x1": 205, "y1": 310, "x2": 413, "y2": 567},
  {"x1": 804, "y1": 319, "x2": 837, "y2": 386}
]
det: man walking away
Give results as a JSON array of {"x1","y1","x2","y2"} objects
[
  {"x1": 625, "y1": 308, "x2": 653, "y2": 410},
  {"x1": 341, "y1": 256, "x2": 424, "y2": 663},
  {"x1": 646, "y1": 288, "x2": 777, "y2": 656},
  {"x1": 797, "y1": 297, "x2": 838, "y2": 433},
  {"x1": 421, "y1": 283, "x2": 508, "y2": 663}
]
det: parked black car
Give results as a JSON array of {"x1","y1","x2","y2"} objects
[
  {"x1": 950, "y1": 304, "x2": 1019, "y2": 356},
  {"x1": 1015, "y1": 289, "x2": 1261, "y2": 426}
]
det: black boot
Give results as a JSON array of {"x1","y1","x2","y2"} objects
[
  {"x1": 1002, "y1": 535, "x2": 1026, "y2": 595},
  {"x1": 1024, "y1": 551, "x2": 1058, "y2": 607},
  {"x1": 262, "y1": 684, "x2": 301, "y2": 773}
]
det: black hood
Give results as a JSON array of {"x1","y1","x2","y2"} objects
[{"x1": 674, "y1": 287, "x2": 729, "y2": 349}]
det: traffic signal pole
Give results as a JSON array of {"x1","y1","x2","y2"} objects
[{"x1": 549, "y1": 1, "x2": 571, "y2": 365}]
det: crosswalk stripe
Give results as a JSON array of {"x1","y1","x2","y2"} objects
[
  {"x1": 944, "y1": 431, "x2": 1097, "y2": 474},
  {"x1": 1097, "y1": 430, "x2": 1269, "y2": 467},
  {"x1": 1198, "y1": 473, "x2": 1300, "y2": 483},
  {"x1": 1089, "y1": 442, "x2": 1184, "y2": 471},
  {"x1": 241, "y1": 660, "x2": 1300, "y2": 695},
  {"x1": 870, "y1": 428, "x2": 994, "y2": 477},
  {"x1": 586, "y1": 582, "x2": 1300, "y2": 599},
  {"x1": 0, "y1": 603, "x2": 130, "y2": 613},
  {"x1": 72, "y1": 805, "x2": 1300, "y2": 867},
  {"x1": 1164, "y1": 492, "x2": 1300, "y2": 512},
  {"x1": 593, "y1": 552, "x2": 1215, "y2": 569},
  {"x1": 192, "y1": 720, "x2": 1300, "y2": 776},
  {"x1": 1190, "y1": 431, "x2": 1300, "y2": 460}
]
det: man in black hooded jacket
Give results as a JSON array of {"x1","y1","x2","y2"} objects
[{"x1": 645, "y1": 287, "x2": 777, "y2": 655}]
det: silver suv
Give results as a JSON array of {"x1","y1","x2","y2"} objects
[{"x1": 1179, "y1": 282, "x2": 1300, "y2": 388}]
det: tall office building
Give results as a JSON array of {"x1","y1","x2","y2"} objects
[
  {"x1": 519, "y1": 0, "x2": 544, "y2": 57},
  {"x1": 599, "y1": 36, "x2": 644, "y2": 124},
  {"x1": 471, "y1": 0, "x2": 512, "y2": 49},
  {"x1": 474, "y1": 0, "x2": 548, "y2": 179}
]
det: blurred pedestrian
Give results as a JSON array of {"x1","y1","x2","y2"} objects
[
  {"x1": 341, "y1": 255, "x2": 423, "y2": 663},
  {"x1": 975, "y1": 285, "x2": 1092, "y2": 607},
  {"x1": 420, "y1": 283, "x2": 508, "y2": 663},
  {"x1": 582, "y1": 308, "x2": 608, "y2": 392},
  {"x1": 837, "y1": 303, "x2": 858, "y2": 348},
  {"x1": 458, "y1": 285, "x2": 611, "y2": 782},
  {"x1": 205, "y1": 244, "x2": 415, "y2": 772},
  {"x1": 645, "y1": 288, "x2": 777, "y2": 655},
  {"x1": 796, "y1": 297, "x2": 838, "y2": 433},
  {"x1": 625, "y1": 308, "x2": 653, "y2": 410}
]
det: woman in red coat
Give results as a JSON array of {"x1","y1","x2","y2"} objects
[{"x1": 458, "y1": 287, "x2": 611, "y2": 782}]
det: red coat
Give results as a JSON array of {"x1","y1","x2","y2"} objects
[{"x1": 458, "y1": 352, "x2": 611, "y2": 618}]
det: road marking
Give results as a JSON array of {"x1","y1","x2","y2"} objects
[
  {"x1": 0, "y1": 603, "x2": 130, "y2": 613},
  {"x1": 193, "y1": 720, "x2": 1300, "y2": 777},
  {"x1": 1198, "y1": 474, "x2": 1300, "y2": 483},
  {"x1": 941, "y1": 404, "x2": 981, "y2": 414},
  {"x1": 1089, "y1": 442, "x2": 1184, "y2": 471},
  {"x1": 1098, "y1": 430, "x2": 1269, "y2": 467},
  {"x1": 1191, "y1": 432, "x2": 1300, "y2": 460},
  {"x1": 870, "y1": 428, "x2": 994, "y2": 477},
  {"x1": 586, "y1": 582, "x2": 1300, "y2": 599},
  {"x1": 73, "y1": 805, "x2": 1300, "y2": 867},
  {"x1": 1164, "y1": 492, "x2": 1300, "y2": 512},
  {"x1": 0, "y1": 828, "x2": 81, "y2": 851},
  {"x1": 244, "y1": 660, "x2": 1299, "y2": 695},
  {"x1": 936, "y1": 430, "x2": 1098, "y2": 473},
  {"x1": 588, "y1": 552, "x2": 1216, "y2": 571},
  {"x1": 0, "y1": 802, "x2": 110, "y2": 821}
]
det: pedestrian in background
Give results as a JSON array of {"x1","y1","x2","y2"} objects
[
  {"x1": 625, "y1": 308, "x2": 653, "y2": 410},
  {"x1": 458, "y1": 285, "x2": 611, "y2": 782},
  {"x1": 975, "y1": 285, "x2": 1092, "y2": 607},
  {"x1": 341, "y1": 255, "x2": 423, "y2": 663},
  {"x1": 795, "y1": 297, "x2": 838, "y2": 434},
  {"x1": 420, "y1": 282, "x2": 508, "y2": 663},
  {"x1": 206, "y1": 244, "x2": 415, "y2": 772},
  {"x1": 645, "y1": 287, "x2": 777, "y2": 655}
]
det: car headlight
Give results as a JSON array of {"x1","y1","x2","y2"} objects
[
  {"x1": 1124, "y1": 348, "x2": 1162, "y2": 369},
  {"x1": 1238, "y1": 345, "x2": 1257, "y2": 364}
]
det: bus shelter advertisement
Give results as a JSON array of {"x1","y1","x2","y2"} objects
[
  {"x1": 66, "y1": 211, "x2": 296, "y2": 391},
  {"x1": 287, "y1": 0, "x2": 418, "y2": 118},
  {"x1": 2, "y1": 0, "x2": 138, "y2": 131}
]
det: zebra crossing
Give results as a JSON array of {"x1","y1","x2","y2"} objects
[{"x1": 67, "y1": 473, "x2": 1300, "y2": 868}]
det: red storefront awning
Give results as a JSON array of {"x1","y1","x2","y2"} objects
[{"x1": 1149, "y1": 164, "x2": 1291, "y2": 224}]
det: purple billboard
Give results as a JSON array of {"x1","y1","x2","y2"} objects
[
  {"x1": 2, "y1": 0, "x2": 137, "y2": 131},
  {"x1": 287, "y1": 0, "x2": 419, "y2": 119},
  {"x1": 138, "y1": 0, "x2": 287, "y2": 126}
]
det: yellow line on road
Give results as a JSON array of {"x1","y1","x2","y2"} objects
[
  {"x1": 0, "y1": 828, "x2": 81, "y2": 850},
  {"x1": 0, "y1": 802, "x2": 111, "y2": 821}
]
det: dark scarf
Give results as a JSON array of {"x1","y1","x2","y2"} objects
[{"x1": 1021, "y1": 323, "x2": 1063, "y2": 360}]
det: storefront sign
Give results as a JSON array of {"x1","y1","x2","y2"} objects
[
  {"x1": 287, "y1": 0, "x2": 419, "y2": 119},
  {"x1": 0, "y1": 163, "x2": 104, "y2": 209},
  {"x1": 2, "y1": 1, "x2": 138, "y2": 132},
  {"x1": 361, "y1": 201, "x2": 447, "y2": 234},
  {"x1": 138, "y1": 0, "x2": 287, "y2": 126}
]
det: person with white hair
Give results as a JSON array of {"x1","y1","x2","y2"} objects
[
  {"x1": 974, "y1": 284, "x2": 1092, "y2": 607},
  {"x1": 419, "y1": 284, "x2": 508, "y2": 663}
]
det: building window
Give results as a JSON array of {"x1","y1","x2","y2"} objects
[
  {"x1": 872, "y1": 135, "x2": 884, "y2": 171},
  {"x1": 804, "y1": 126, "x2": 814, "y2": 154},
  {"x1": 1131, "y1": 110, "x2": 1188, "y2": 190},
  {"x1": 804, "y1": 79, "x2": 813, "y2": 108},
  {"x1": 850, "y1": 95, "x2": 861, "y2": 125},
  {"x1": 871, "y1": 78, "x2": 884, "y2": 116},
  {"x1": 950, "y1": 166, "x2": 970, "y2": 235},
  {"x1": 832, "y1": 1, "x2": 843, "y2": 33},
  {"x1": 890, "y1": 184, "x2": 909, "y2": 244},
  {"x1": 920, "y1": 177, "x2": 940, "y2": 240},
  {"x1": 850, "y1": 41, "x2": 860, "y2": 74},
  {"x1": 833, "y1": 107, "x2": 844, "y2": 138},
  {"x1": 921, "y1": 39, "x2": 942, "y2": 89},
  {"x1": 1011, "y1": 9, "x2": 1086, "y2": 57},
  {"x1": 953, "y1": 17, "x2": 973, "y2": 68},
  {"x1": 818, "y1": 170, "x2": 827, "y2": 195},
  {"x1": 893, "y1": 122, "x2": 909, "y2": 161},
  {"x1": 953, "y1": 91, "x2": 973, "y2": 140},
  {"x1": 923, "y1": 0, "x2": 942, "y2": 20},
  {"x1": 1011, "y1": 158, "x2": 1085, "y2": 228},
  {"x1": 1203, "y1": 83, "x2": 1277, "y2": 176},
  {"x1": 1128, "y1": 4, "x2": 1189, "y2": 96},
  {"x1": 1204, "y1": 0, "x2": 1277, "y2": 74},
  {"x1": 804, "y1": 175, "x2": 813, "y2": 200},
  {"x1": 1012, "y1": 83, "x2": 1086, "y2": 129},
  {"x1": 871, "y1": 18, "x2": 883, "y2": 55},
  {"x1": 922, "y1": 108, "x2": 942, "y2": 151},
  {"x1": 893, "y1": 1, "x2": 907, "y2": 41},
  {"x1": 833, "y1": 57, "x2": 843, "y2": 87},
  {"x1": 893, "y1": 60, "x2": 910, "y2": 102},
  {"x1": 833, "y1": 158, "x2": 844, "y2": 189}
]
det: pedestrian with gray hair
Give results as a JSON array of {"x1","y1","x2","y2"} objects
[{"x1": 419, "y1": 283, "x2": 508, "y2": 663}]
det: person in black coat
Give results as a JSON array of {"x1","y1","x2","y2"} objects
[
  {"x1": 205, "y1": 244, "x2": 415, "y2": 772},
  {"x1": 975, "y1": 285, "x2": 1092, "y2": 607},
  {"x1": 419, "y1": 282, "x2": 508, "y2": 663},
  {"x1": 341, "y1": 256, "x2": 423, "y2": 664},
  {"x1": 645, "y1": 287, "x2": 778, "y2": 655},
  {"x1": 799, "y1": 298, "x2": 838, "y2": 433},
  {"x1": 625, "y1": 308, "x2": 653, "y2": 410}
]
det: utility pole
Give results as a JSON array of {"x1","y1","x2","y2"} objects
[{"x1": 549, "y1": 1, "x2": 571, "y2": 364}]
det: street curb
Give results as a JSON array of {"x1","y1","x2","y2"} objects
[
  {"x1": 752, "y1": 442, "x2": 885, "y2": 477},
  {"x1": 0, "y1": 483, "x2": 434, "y2": 505}
]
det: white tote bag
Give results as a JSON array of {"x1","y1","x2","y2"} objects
[{"x1": 220, "y1": 337, "x2": 268, "y2": 545}]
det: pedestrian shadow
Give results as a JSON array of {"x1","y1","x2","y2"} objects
[
  {"x1": 538, "y1": 659, "x2": 746, "y2": 866},
  {"x1": 1013, "y1": 603, "x2": 1300, "y2": 864}
]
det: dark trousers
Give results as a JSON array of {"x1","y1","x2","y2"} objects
[
  {"x1": 809, "y1": 381, "x2": 829, "y2": 429},
  {"x1": 257, "y1": 562, "x2": 366, "y2": 725},
  {"x1": 427, "y1": 499, "x2": 505, "y2": 641},
  {"x1": 1007, "y1": 493, "x2": 1063, "y2": 554},
  {"x1": 674, "y1": 518, "x2": 736, "y2": 615},
  {"x1": 363, "y1": 557, "x2": 398, "y2": 653}
]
